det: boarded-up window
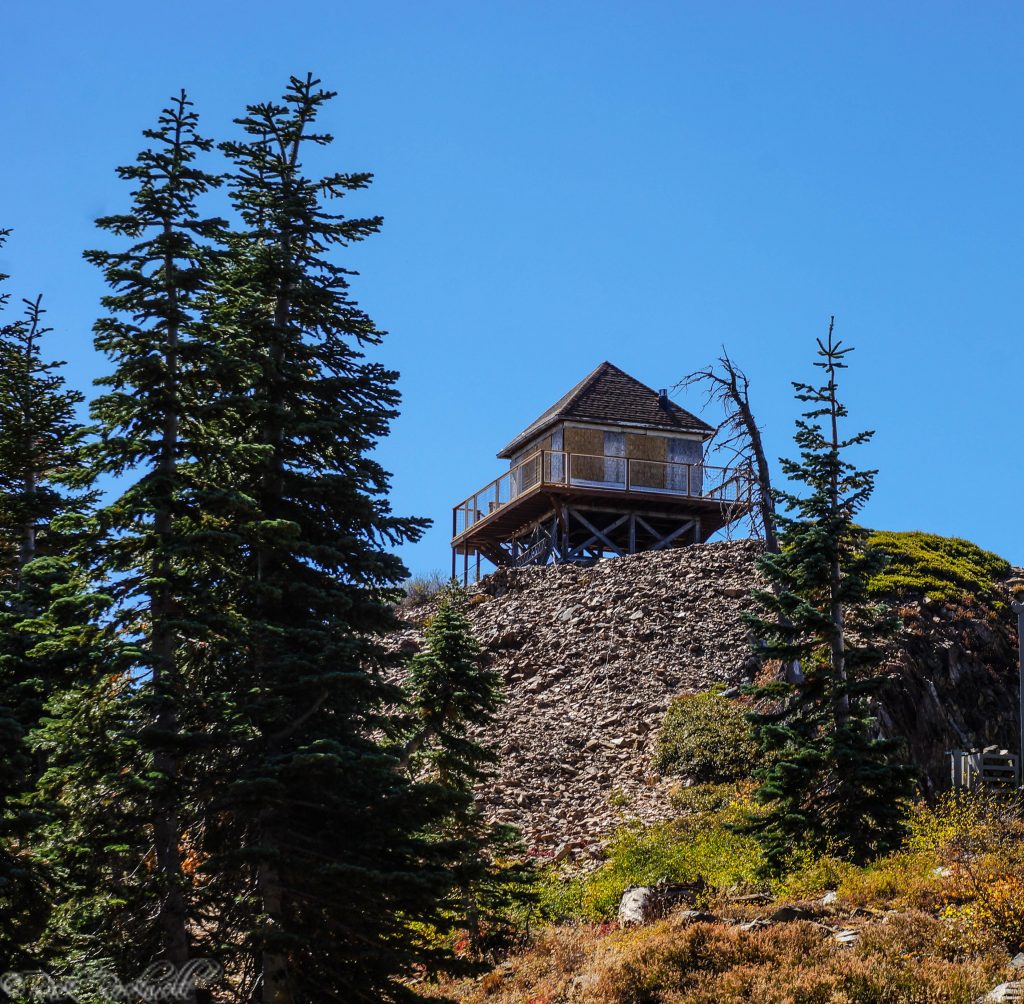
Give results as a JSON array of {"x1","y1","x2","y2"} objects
[
  {"x1": 627, "y1": 434, "x2": 668, "y2": 490},
  {"x1": 625, "y1": 433, "x2": 668, "y2": 461},
  {"x1": 565, "y1": 427, "x2": 604, "y2": 482}
]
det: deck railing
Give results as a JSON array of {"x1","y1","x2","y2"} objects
[{"x1": 453, "y1": 451, "x2": 751, "y2": 538}]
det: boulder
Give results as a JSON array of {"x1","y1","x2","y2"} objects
[
  {"x1": 979, "y1": 983, "x2": 1023, "y2": 1003},
  {"x1": 617, "y1": 885, "x2": 657, "y2": 926}
]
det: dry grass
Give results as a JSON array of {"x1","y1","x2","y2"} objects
[
  {"x1": 423, "y1": 792, "x2": 1024, "y2": 1003},
  {"x1": 425, "y1": 911, "x2": 1010, "y2": 1003}
]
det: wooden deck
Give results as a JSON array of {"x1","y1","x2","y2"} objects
[{"x1": 452, "y1": 451, "x2": 752, "y2": 571}]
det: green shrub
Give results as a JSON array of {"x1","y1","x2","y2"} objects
[
  {"x1": 773, "y1": 851, "x2": 855, "y2": 900},
  {"x1": 579, "y1": 789, "x2": 765, "y2": 919},
  {"x1": 669, "y1": 781, "x2": 744, "y2": 816},
  {"x1": 868, "y1": 530, "x2": 1012, "y2": 608},
  {"x1": 655, "y1": 688, "x2": 760, "y2": 782},
  {"x1": 532, "y1": 866, "x2": 587, "y2": 924}
]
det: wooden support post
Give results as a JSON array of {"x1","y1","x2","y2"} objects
[
  {"x1": 553, "y1": 499, "x2": 568, "y2": 558},
  {"x1": 628, "y1": 513, "x2": 636, "y2": 554}
]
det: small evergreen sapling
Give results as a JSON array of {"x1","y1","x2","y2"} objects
[
  {"x1": 744, "y1": 319, "x2": 916, "y2": 871},
  {"x1": 406, "y1": 584, "x2": 537, "y2": 960}
]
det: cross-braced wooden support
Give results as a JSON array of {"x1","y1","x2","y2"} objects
[{"x1": 496, "y1": 504, "x2": 702, "y2": 571}]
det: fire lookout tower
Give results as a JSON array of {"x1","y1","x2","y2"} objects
[{"x1": 451, "y1": 362, "x2": 752, "y2": 583}]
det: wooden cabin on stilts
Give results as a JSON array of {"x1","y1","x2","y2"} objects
[{"x1": 451, "y1": 361, "x2": 752, "y2": 584}]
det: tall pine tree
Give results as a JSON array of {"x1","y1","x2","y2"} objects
[
  {"x1": 0, "y1": 243, "x2": 95, "y2": 964},
  {"x1": 192, "y1": 74, "x2": 449, "y2": 1003},
  {"x1": 79, "y1": 90, "x2": 225, "y2": 984},
  {"x1": 745, "y1": 320, "x2": 916, "y2": 871}
]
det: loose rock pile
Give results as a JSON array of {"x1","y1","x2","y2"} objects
[
  {"x1": 395, "y1": 541, "x2": 763, "y2": 854},
  {"x1": 394, "y1": 539, "x2": 1022, "y2": 855}
]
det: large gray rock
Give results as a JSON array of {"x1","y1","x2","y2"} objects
[
  {"x1": 617, "y1": 885, "x2": 657, "y2": 926},
  {"x1": 616, "y1": 881, "x2": 700, "y2": 925},
  {"x1": 979, "y1": 983, "x2": 1023, "y2": 1003}
]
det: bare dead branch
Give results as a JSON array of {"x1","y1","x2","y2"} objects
[{"x1": 676, "y1": 348, "x2": 778, "y2": 553}]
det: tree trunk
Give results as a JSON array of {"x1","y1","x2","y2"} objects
[
  {"x1": 825, "y1": 318, "x2": 850, "y2": 727},
  {"x1": 738, "y1": 394, "x2": 778, "y2": 554},
  {"x1": 18, "y1": 315, "x2": 38, "y2": 577},
  {"x1": 252, "y1": 201, "x2": 295, "y2": 1002},
  {"x1": 258, "y1": 850, "x2": 293, "y2": 1004},
  {"x1": 150, "y1": 207, "x2": 194, "y2": 998}
]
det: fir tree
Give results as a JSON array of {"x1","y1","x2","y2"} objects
[
  {"x1": 404, "y1": 585, "x2": 536, "y2": 961},
  {"x1": 0, "y1": 245, "x2": 96, "y2": 963},
  {"x1": 192, "y1": 74, "x2": 447, "y2": 1002},
  {"x1": 744, "y1": 319, "x2": 916, "y2": 872},
  {"x1": 30, "y1": 637, "x2": 148, "y2": 972},
  {"x1": 77, "y1": 91, "x2": 225, "y2": 982}
]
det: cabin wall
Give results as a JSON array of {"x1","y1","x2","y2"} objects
[
  {"x1": 510, "y1": 434, "x2": 550, "y2": 494},
  {"x1": 507, "y1": 423, "x2": 705, "y2": 494}
]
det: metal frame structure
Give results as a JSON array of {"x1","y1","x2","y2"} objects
[{"x1": 948, "y1": 748, "x2": 1021, "y2": 791}]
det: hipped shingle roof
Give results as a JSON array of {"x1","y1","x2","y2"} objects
[{"x1": 497, "y1": 362, "x2": 713, "y2": 459}]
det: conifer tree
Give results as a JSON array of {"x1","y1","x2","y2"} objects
[
  {"x1": 30, "y1": 636, "x2": 147, "y2": 972},
  {"x1": 745, "y1": 320, "x2": 916, "y2": 872},
  {"x1": 405, "y1": 585, "x2": 536, "y2": 960},
  {"x1": 0, "y1": 243, "x2": 96, "y2": 962},
  {"x1": 192, "y1": 74, "x2": 447, "y2": 1002},
  {"x1": 79, "y1": 91, "x2": 225, "y2": 982}
]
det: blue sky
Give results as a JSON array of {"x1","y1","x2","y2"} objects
[{"x1": 2, "y1": 2, "x2": 1023, "y2": 575}]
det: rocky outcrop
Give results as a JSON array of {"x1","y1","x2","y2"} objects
[
  {"x1": 395, "y1": 540, "x2": 1021, "y2": 853},
  {"x1": 879, "y1": 593, "x2": 1021, "y2": 787}
]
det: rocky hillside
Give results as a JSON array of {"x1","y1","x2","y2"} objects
[{"x1": 396, "y1": 538, "x2": 1021, "y2": 855}]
